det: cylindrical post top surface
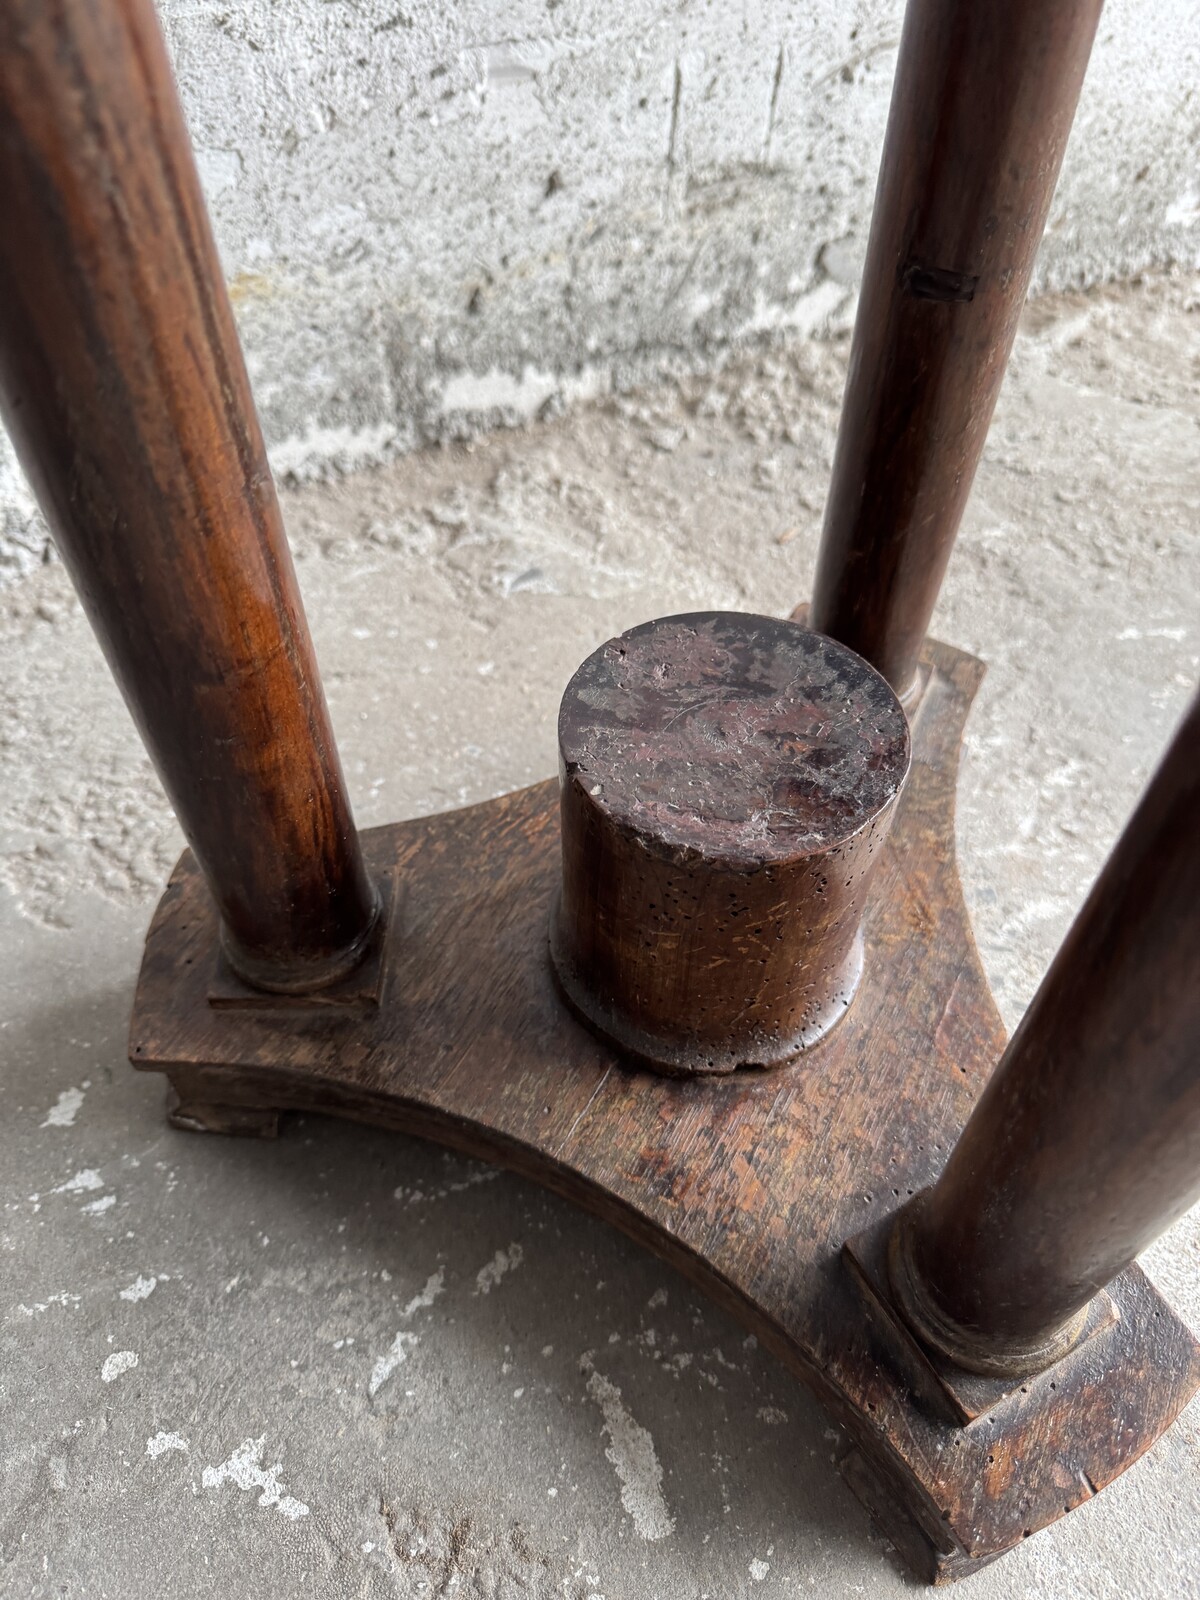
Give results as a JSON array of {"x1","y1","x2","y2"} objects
[
  {"x1": 560, "y1": 613, "x2": 908, "y2": 862},
  {"x1": 552, "y1": 612, "x2": 910, "y2": 1075}
]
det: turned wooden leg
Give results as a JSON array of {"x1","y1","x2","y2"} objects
[
  {"x1": 0, "y1": 0, "x2": 377, "y2": 992},
  {"x1": 809, "y1": 0, "x2": 1103, "y2": 697},
  {"x1": 888, "y1": 692, "x2": 1200, "y2": 1376}
]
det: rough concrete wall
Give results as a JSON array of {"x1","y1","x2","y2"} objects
[{"x1": 2, "y1": 0, "x2": 1199, "y2": 577}]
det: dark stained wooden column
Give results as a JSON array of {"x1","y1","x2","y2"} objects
[
  {"x1": 889, "y1": 691, "x2": 1200, "y2": 1377},
  {"x1": 0, "y1": 0, "x2": 378, "y2": 992},
  {"x1": 809, "y1": 0, "x2": 1103, "y2": 697}
]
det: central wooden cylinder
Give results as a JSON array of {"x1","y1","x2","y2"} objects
[{"x1": 551, "y1": 613, "x2": 910, "y2": 1075}]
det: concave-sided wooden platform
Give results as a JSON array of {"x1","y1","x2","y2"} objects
[{"x1": 129, "y1": 638, "x2": 1200, "y2": 1582}]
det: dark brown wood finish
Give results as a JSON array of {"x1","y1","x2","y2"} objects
[
  {"x1": 0, "y1": 0, "x2": 377, "y2": 991},
  {"x1": 551, "y1": 613, "x2": 910, "y2": 1074},
  {"x1": 888, "y1": 689, "x2": 1200, "y2": 1377},
  {"x1": 809, "y1": 0, "x2": 1103, "y2": 697},
  {"x1": 129, "y1": 640, "x2": 1200, "y2": 1581},
  {"x1": 11, "y1": 0, "x2": 1198, "y2": 1578}
]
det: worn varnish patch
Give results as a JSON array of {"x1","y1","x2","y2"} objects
[{"x1": 558, "y1": 612, "x2": 908, "y2": 862}]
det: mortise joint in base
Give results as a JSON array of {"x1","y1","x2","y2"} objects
[{"x1": 883, "y1": 1192, "x2": 1091, "y2": 1381}]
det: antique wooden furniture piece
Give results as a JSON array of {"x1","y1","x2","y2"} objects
[{"x1": 2, "y1": 0, "x2": 1197, "y2": 1583}]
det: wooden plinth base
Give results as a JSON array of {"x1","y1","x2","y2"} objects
[{"x1": 129, "y1": 638, "x2": 1200, "y2": 1583}]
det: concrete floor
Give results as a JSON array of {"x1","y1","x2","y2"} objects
[{"x1": 2, "y1": 273, "x2": 1199, "y2": 1598}]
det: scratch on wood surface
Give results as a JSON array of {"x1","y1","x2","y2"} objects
[
  {"x1": 559, "y1": 1066, "x2": 612, "y2": 1151},
  {"x1": 933, "y1": 971, "x2": 968, "y2": 1063}
]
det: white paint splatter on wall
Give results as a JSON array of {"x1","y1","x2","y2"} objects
[
  {"x1": 41, "y1": 1084, "x2": 88, "y2": 1127},
  {"x1": 120, "y1": 1275, "x2": 158, "y2": 1302},
  {"x1": 368, "y1": 1267, "x2": 445, "y2": 1397},
  {"x1": 146, "y1": 1431, "x2": 189, "y2": 1459},
  {"x1": 16, "y1": 1292, "x2": 80, "y2": 1316},
  {"x1": 474, "y1": 1244, "x2": 523, "y2": 1295},
  {"x1": 52, "y1": 1168, "x2": 102, "y2": 1194},
  {"x1": 368, "y1": 1331, "x2": 419, "y2": 1397},
  {"x1": 201, "y1": 1437, "x2": 309, "y2": 1520},
  {"x1": 580, "y1": 1356, "x2": 674, "y2": 1541},
  {"x1": 399, "y1": 1267, "x2": 445, "y2": 1320},
  {"x1": 101, "y1": 1350, "x2": 138, "y2": 1383},
  {"x1": 393, "y1": 1163, "x2": 500, "y2": 1206}
]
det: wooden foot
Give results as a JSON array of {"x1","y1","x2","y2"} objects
[
  {"x1": 165, "y1": 1085, "x2": 280, "y2": 1139},
  {"x1": 128, "y1": 637, "x2": 1200, "y2": 1581}
]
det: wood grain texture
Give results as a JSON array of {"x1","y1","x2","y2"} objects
[
  {"x1": 0, "y1": 0, "x2": 376, "y2": 989},
  {"x1": 551, "y1": 613, "x2": 910, "y2": 1074},
  {"x1": 128, "y1": 638, "x2": 1200, "y2": 1582},
  {"x1": 809, "y1": 0, "x2": 1103, "y2": 695},
  {"x1": 896, "y1": 689, "x2": 1200, "y2": 1371}
]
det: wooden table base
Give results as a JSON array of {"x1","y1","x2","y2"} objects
[{"x1": 129, "y1": 637, "x2": 1200, "y2": 1583}]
